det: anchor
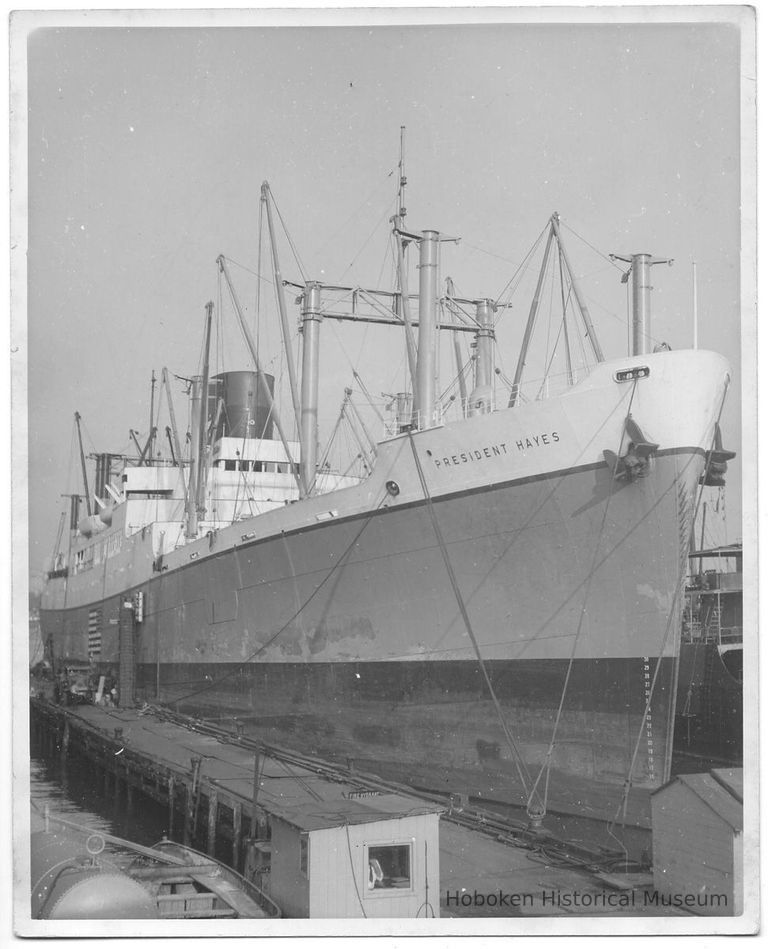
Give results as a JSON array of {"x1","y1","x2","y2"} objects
[
  {"x1": 603, "y1": 416, "x2": 658, "y2": 481},
  {"x1": 701, "y1": 423, "x2": 736, "y2": 487}
]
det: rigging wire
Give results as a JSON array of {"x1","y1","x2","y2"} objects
[
  {"x1": 406, "y1": 432, "x2": 537, "y2": 808},
  {"x1": 337, "y1": 194, "x2": 399, "y2": 285},
  {"x1": 525, "y1": 378, "x2": 640, "y2": 816},
  {"x1": 561, "y1": 220, "x2": 626, "y2": 273},
  {"x1": 223, "y1": 255, "x2": 275, "y2": 287},
  {"x1": 269, "y1": 191, "x2": 309, "y2": 284},
  {"x1": 317, "y1": 166, "x2": 399, "y2": 269},
  {"x1": 492, "y1": 222, "x2": 550, "y2": 315}
]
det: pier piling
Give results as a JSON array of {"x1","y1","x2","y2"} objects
[
  {"x1": 207, "y1": 789, "x2": 218, "y2": 856},
  {"x1": 232, "y1": 802, "x2": 243, "y2": 871}
]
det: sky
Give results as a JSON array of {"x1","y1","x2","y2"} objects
[{"x1": 19, "y1": 9, "x2": 750, "y2": 580}]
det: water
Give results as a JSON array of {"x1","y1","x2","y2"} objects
[{"x1": 30, "y1": 733, "x2": 169, "y2": 846}]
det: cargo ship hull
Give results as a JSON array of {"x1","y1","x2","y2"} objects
[{"x1": 40, "y1": 351, "x2": 731, "y2": 827}]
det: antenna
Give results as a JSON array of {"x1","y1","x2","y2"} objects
[
  {"x1": 398, "y1": 125, "x2": 407, "y2": 224},
  {"x1": 692, "y1": 260, "x2": 698, "y2": 350}
]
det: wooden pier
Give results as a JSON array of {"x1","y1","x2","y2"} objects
[{"x1": 30, "y1": 695, "x2": 680, "y2": 918}]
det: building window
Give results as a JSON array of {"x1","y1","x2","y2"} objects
[
  {"x1": 299, "y1": 835, "x2": 308, "y2": 876},
  {"x1": 225, "y1": 460, "x2": 236, "y2": 471},
  {"x1": 366, "y1": 844, "x2": 411, "y2": 891}
]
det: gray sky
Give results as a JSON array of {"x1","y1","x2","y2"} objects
[{"x1": 23, "y1": 12, "x2": 747, "y2": 578}]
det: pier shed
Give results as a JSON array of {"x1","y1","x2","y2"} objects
[
  {"x1": 651, "y1": 768, "x2": 742, "y2": 915},
  {"x1": 268, "y1": 791, "x2": 442, "y2": 918}
]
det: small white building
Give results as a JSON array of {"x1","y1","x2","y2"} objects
[
  {"x1": 651, "y1": 768, "x2": 742, "y2": 915},
  {"x1": 267, "y1": 792, "x2": 442, "y2": 918}
]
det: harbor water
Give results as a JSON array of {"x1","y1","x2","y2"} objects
[{"x1": 29, "y1": 732, "x2": 169, "y2": 846}]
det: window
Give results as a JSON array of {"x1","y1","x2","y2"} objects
[
  {"x1": 366, "y1": 844, "x2": 411, "y2": 891},
  {"x1": 299, "y1": 835, "x2": 308, "y2": 876},
  {"x1": 225, "y1": 460, "x2": 236, "y2": 471}
]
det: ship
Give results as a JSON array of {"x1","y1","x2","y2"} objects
[
  {"x1": 38, "y1": 158, "x2": 736, "y2": 832},
  {"x1": 675, "y1": 541, "x2": 743, "y2": 765}
]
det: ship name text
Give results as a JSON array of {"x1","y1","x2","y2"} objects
[{"x1": 431, "y1": 432, "x2": 559, "y2": 469}]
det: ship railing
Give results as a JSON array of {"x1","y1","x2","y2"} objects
[
  {"x1": 717, "y1": 626, "x2": 743, "y2": 645},
  {"x1": 382, "y1": 404, "x2": 446, "y2": 437},
  {"x1": 381, "y1": 365, "x2": 596, "y2": 437},
  {"x1": 511, "y1": 366, "x2": 588, "y2": 404}
]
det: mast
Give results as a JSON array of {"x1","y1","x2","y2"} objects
[
  {"x1": 187, "y1": 378, "x2": 201, "y2": 539},
  {"x1": 165, "y1": 427, "x2": 177, "y2": 465},
  {"x1": 415, "y1": 230, "x2": 440, "y2": 428},
  {"x1": 346, "y1": 390, "x2": 377, "y2": 462},
  {"x1": 445, "y1": 278, "x2": 469, "y2": 411},
  {"x1": 74, "y1": 411, "x2": 92, "y2": 517},
  {"x1": 217, "y1": 255, "x2": 303, "y2": 495},
  {"x1": 300, "y1": 282, "x2": 323, "y2": 496},
  {"x1": 557, "y1": 251, "x2": 574, "y2": 385},
  {"x1": 148, "y1": 370, "x2": 157, "y2": 463},
  {"x1": 344, "y1": 389, "x2": 375, "y2": 474},
  {"x1": 196, "y1": 301, "x2": 214, "y2": 517},
  {"x1": 550, "y1": 213, "x2": 603, "y2": 363},
  {"x1": 610, "y1": 251, "x2": 674, "y2": 355},
  {"x1": 397, "y1": 125, "x2": 407, "y2": 222},
  {"x1": 262, "y1": 182, "x2": 303, "y2": 439},
  {"x1": 509, "y1": 226, "x2": 555, "y2": 407},
  {"x1": 395, "y1": 235, "x2": 418, "y2": 388},
  {"x1": 162, "y1": 368, "x2": 190, "y2": 536},
  {"x1": 393, "y1": 129, "x2": 418, "y2": 393},
  {"x1": 468, "y1": 298, "x2": 495, "y2": 415}
]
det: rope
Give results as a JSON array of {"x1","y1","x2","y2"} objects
[{"x1": 406, "y1": 432, "x2": 538, "y2": 808}]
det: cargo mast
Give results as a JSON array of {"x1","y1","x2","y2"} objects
[
  {"x1": 610, "y1": 251, "x2": 674, "y2": 356},
  {"x1": 196, "y1": 301, "x2": 214, "y2": 518},
  {"x1": 74, "y1": 411, "x2": 91, "y2": 517},
  {"x1": 299, "y1": 282, "x2": 323, "y2": 495}
]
